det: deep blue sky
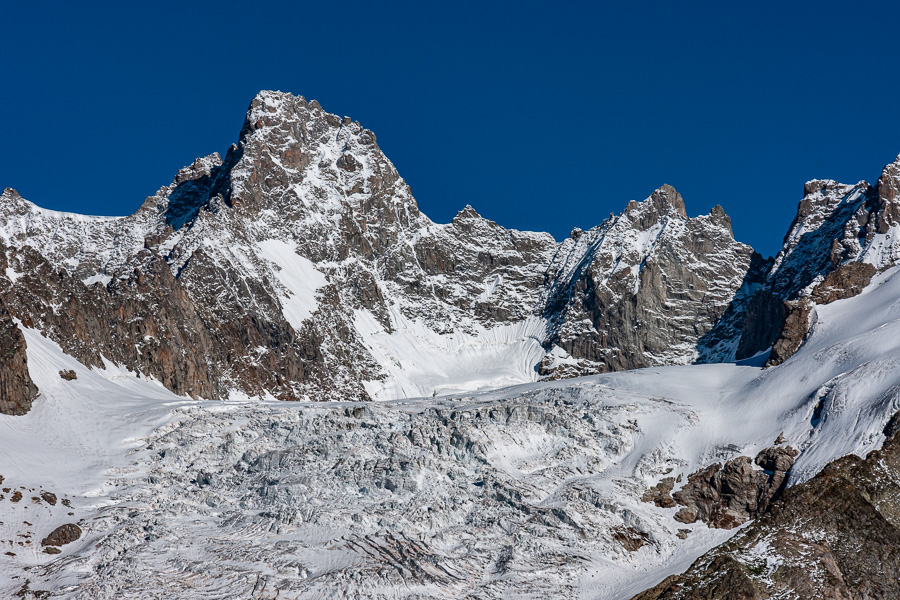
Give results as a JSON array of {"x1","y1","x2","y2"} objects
[{"x1": 3, "y1": 2, "x2": 899, "y2": 257}]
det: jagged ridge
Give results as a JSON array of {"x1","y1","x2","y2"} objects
[{"x1": 2, "y1": 90, "x2": 900, "y2": 410}]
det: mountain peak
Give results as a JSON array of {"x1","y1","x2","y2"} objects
[
  {"x1": 454, "y1": 205, "x2": 482, "y2": 220},
  {"x1": 1, "y1": 187, "x2": 23, "y2": 203},
  {"x1": 877, "y1": 152, "x2": 900, "y2": 205},
  {"x1": 649, "y1": 183, "x2": 687, "y2": 218},
  {"x1": 623, "y1": 184, "x2": 687, "y2": 229},
  {"x1": 708, "y1": 204, "x2": 734, "y2": 235},
  {"x1": 240, "y1": 90, "x2": 307, "y2": 140},
  {"x1": 0, "y1": 188, "x2": 37, "y2": 216}
]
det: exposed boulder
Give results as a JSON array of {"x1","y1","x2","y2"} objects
[
  {"x1": 41, "y1": 523, "x2": 82, "y2": 547},
  {"x1": 668, "y1": 447, "x2": 797, "y2": 530}
]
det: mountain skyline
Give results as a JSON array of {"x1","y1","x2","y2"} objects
[
  {"x1": 4, "y1": 2, "x2": 900, "y2": 257},
  {"x1": 4, "y1": 89, "x2": 900, "y2": 408}
]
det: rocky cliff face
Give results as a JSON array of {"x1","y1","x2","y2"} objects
[
  {"x1": 0, "y1": 300, "x2": 38, "y2": 415},
  {"x1": 0, "y1": 240, "x2": 38, "y2": 415},
  {"x1": 541, "y1": 185, "x2": 764, "y2": 375}
]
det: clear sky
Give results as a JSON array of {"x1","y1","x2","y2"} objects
[{"x1": 3, "y1": 1, "x2": 899, "y2": 258}]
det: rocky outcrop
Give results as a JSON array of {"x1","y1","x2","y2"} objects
[
  {"x1": 809, "y1": 261, "x2": 877, "y2": 304},
  {"x1": 765, "y1": 300, "x2": 814, "y2": 367},
  {"x1": 753, "y1": 446, "x2": 799, "y2": 473},
  {"x1": 0, "y1": 295, "x2": 38, "y2": 415},
  {"x1": 41, "y1": 523, "x2": 81, "y2": 547},
  {"x1": 632, "y1": 419, "x2": 900, "y2": 600},
  {"x1": 613, "y1": 526, "x2": 651, "y2": 552},
  {"x1": 642, "y1": 476, "x2": 677, "y2": 508},
  {"x1": 762, "y1": 261, "x2": 877, "y2": 367},
  {"x1": 734, "y1": 154, "x2": 900, "y2": 362},
  {"x1": 663, "y1": 447, "x2": 797, "y2": 529}
]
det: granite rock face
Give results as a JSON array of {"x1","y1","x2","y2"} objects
[
  {"x1": 541, "y1": 184, "x2": 763, "y2": 374},
  {"x1": 0, "y1": 294, "x2": 38, "y2": 415},
  {"x1": 0, "y1": 241, "x2": 38, "y2": 415}
]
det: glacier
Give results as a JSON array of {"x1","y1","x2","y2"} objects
[{"x1": 3, "y1": 264, "x2": 900, "y2": 598}]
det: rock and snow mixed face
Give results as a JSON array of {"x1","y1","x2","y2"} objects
[
  {"x1": 541, "y1": 184, "x2": 764, "y2": 372},
  {"x1": 0, "y1": 91, "x2": 774, "y2": 406},
  {"x1": 733, "y1": 154, "x2": 900, "y2": 361}
]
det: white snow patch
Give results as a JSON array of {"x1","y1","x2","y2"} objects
[
  {"x1": 257, "y1": 239, "x2": 328, "y2": 328},
  {"x1": 354, "y1": 308, "x2": 548, "y2": 400},
  {"x1": 82, "y1": 273, "x2": 112, "y2": 287}
]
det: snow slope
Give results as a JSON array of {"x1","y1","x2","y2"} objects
[
  {"x1": 2, "y1": 265, "x2": 900, "y2": 598},
  {"x1": 256, "y1": 239, "x2": 328, "y2": 328},
  {"x1": 0, "y1": 331, "x2": 186, "y2": 582},
  {"x1": 354, "y1": 310, "x2": 549, "y2": 399}
]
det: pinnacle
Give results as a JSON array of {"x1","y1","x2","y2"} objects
[
  {"x1": 877, "y1": 152, "x2": 900, "y2": 204},
  {"x1": 1, "y1": 187, "x2": 22, "y2": 200},
  {"x1": 454, "y1": 205, "x2": 482, "y2": 220},
  {"x1": 708, "y1": 204, "x2": 734, "y2": 236},
  {"x1": 648, "y1": 184, "x2": 687, "y2": 218},
  {"x1": 0, "y1": 188, "x2": 29, "y2": 209},
  {"x1": 624, "y1": 184, "x2": 687, "y2": 226}
]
